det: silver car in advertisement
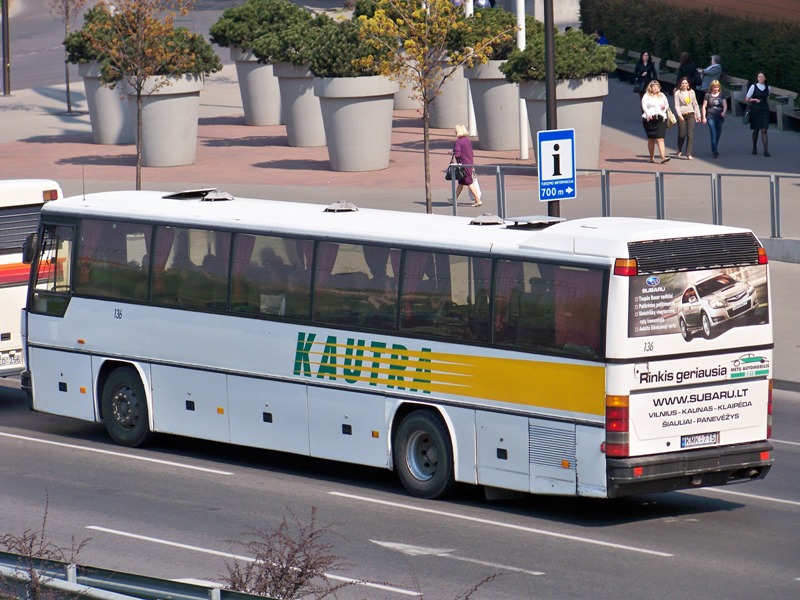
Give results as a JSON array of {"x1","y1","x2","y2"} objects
[{"x1": 678, "y1": 273, "x2": 758, "y2": 340}]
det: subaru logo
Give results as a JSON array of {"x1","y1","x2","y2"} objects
[{"x1": 646, "y1": 276, "x2": 660, "y2": 286}]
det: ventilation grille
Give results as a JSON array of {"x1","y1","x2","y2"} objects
[
  {"x1": 628, "y1": 233, "x2": 761, "y2": 275},
  {"x1": 529, "y1": 424, "x2": 576, "y2": 468},
  {"x1": 0, "y1": 206, "x2": 40, "y2": 252}
]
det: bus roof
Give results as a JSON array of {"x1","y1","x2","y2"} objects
[
  {"x1": 0, "y1": 179, "x2": 62, "y2": 209},
  {"x1": 45, "y1": 190, "x2": 756, "y2": 262}
]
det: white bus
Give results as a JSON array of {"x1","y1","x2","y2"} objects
[
  {"x1": 0, "y1": 179, "x2": 62, "y2": 377},
  {"x1": 21, "y1": 189, "x2": 773, "y2": 498}
]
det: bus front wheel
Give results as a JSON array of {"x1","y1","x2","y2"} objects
[
  {"x1": 394, "y1": 410, "x2": 455, "y2": 499},
  {"x1": 101, "y1": 367, "x2": 153, "y2": 447}
]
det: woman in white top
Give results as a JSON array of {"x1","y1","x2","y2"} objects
[
  {"x1": 641, "y1": 80, "x2": 671, "y2": 163},
  {"x1": 746, "y1": 72, "x2": 771, "y2": 157},
  {"x1": 673, "y1": 76, "x2": 701, "y2": 159}
]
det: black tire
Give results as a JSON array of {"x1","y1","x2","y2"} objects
[
  {"x1": 679, "y1": 317, "x2": 692, "y2": 341},
  {"x1": 394, "y1": 410, "x2": 455, "y2": 499},
  {"x1": 701, "y1": 312, "x2": 713, "y2": 339},
  {"x1": 101, "y1": 366, "x2": 153, "y2": 447}
]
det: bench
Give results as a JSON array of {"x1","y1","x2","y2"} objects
[
  {"x1": 768, "y1": 86, "x2": 800, "y2": 131},
  {"x1": 658, "y1": 59, "x2": 680, "y2": 94},
  {"x1": 616, "y1": 49, "x2": 640, "y2": 82},
  {"x1": 722, "y1": 75, "x2": 750, "y2": 117}
]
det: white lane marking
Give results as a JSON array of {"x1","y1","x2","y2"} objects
[
  {"x1": 86, "y1": 526, "x2": 420, "y2": 597},
  {"x1": 694, "y1": 487, "x2": 800, "y2": 507},
  {"x1": 330, "y1": 492, "x2": 672, "y2": 557},
  {"x1": 0, "y1": 431, "x2": 234, "y2": 475},
  {"x1": 772, "y1": 438, "x2": 800, "y2": 447},
  {"x1": 371, "y1": 540, "x2": 545, "y2": 576}
]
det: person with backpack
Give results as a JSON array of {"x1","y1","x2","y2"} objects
[{"x1": 746, "y1": 72, "x2": 771, "y2": 157}]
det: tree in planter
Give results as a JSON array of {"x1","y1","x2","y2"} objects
[
  {"x1": 82, "y1": 0, "x2": 222, "y2": 189},
  {"x1": 501, "y1": 28, "x2": 616, "y2": 170},
  {"x1": 500, "y1": 27, "x2": 617, "y2": 83},
  {"x1": 209, "y1": 0, "x2": 304, "y2": 55},
  {"x1": 48, "y1": 0, "x2": 90, "y2": 113},
  {"x1": 357, "y1": 2, "x2": 519, "y2": 213}
]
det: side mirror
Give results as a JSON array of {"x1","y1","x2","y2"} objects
[{"x1": 22, "y1": 232, "x2": 38, "y2": 264}]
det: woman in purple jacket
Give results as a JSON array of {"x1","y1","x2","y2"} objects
[{"x1": 453, "y1": 124, "x2": 482, "y2": 207}]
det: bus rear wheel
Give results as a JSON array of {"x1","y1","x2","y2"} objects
[
  {"x1": 101, "y1": 366, "x2": 153, "y2": 447},
  {"x1": 394, "y1": 410, "x2": 455, "y2": 499}
]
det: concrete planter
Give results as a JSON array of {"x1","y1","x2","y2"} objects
[
  {"x1": 127, "y1": 74, "x2": 204, "y2": 167},
  {"x1": 231, "y1": 47, "x2": 281, "y2": 126},
  {"x1": 464, "y1": 60, "x2": 521, "y2": 151},
  {"x1": 428, "y1": 63, "x2": 469, "y2": 130},
  {"x1": 79, "y1": 62, "x2": 134, "y2": 145},
  {"x1": 519, "y1": 75, "x2": 609, "y2": 170},
  {"x1": 274, "y1": 62, "x2": 325, "y2": 147},
  {"x1": 313, "y1": 76, "x2": 399, "y2": 172}
]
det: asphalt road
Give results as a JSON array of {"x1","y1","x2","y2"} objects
[{"x1": 1, "y1": 380, "x2": 799, "y2": 599}]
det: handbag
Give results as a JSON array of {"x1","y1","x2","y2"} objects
[
  {"x1": 666, "y1": 107, "x2": 677, "y2": 129},
  {"x1": 743, "y1": 106, "x2": 751, "y2": 125},
  {"x1": 445, "y1": 154, "x2": 467, "y2": 183},
  {"x1": 633, "y1": 79, "x2": 645, "y2": 94}
]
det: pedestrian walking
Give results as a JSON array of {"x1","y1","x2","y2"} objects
[
  {"x1": 453, "y1": 124, "x2": 482, "y2": 207},
  {"x1": 698, "y1": 54, "x2": 722, "y2": 106},
  {"x1": 701, "y1": 79, "x2": 727, "y2": 158},
  {"x1": 633, "y1": 51, "x2": 657, "y2": 97},
  {"x1": 673, "y1": 76, "x2": 700, "y2": 159},
  {"x1": 746, "y1": 72, "x2": 771, "y2": 157},
  {"x1": 641, "y1": 80, "x2": 671, "y2": 163}
]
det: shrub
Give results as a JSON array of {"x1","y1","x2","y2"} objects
[
  {"x1": 307, "y1": 15, "x2": 393, "y2": 78},
  {"x1": 501, "y1": 28, "x2": 617, "y2": 83}
]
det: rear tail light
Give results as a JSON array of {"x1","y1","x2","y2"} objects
[
  {"x1": 604, "y1": 394, "x2": 630, "y2": 457},
  {"x1": 613, "y1": 258, "x2": 638, "y2": 276},
  {"x1": 757, "y1": 247, "x2": 768, "y2": 264},
  {"x1": 42, "y1": 188, "x2": 60, "y2": 201}
]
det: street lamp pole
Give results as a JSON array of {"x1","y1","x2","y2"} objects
[
  {"x1": 544, "y1": 0, "x2": 559, "y2": 217},
  {"x1": 2, "y1": 0, "x2": 11, "y2": 95}
]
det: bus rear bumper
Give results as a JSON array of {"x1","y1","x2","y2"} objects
[{"x1": 606, "y1": 441, "x2": 773, "y2": 498}]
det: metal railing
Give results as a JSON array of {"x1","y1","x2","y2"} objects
[
  {"x1": 0, "y1": 551, "x2": 267, "y2": 600},
  {"x1": 450, "y1": 165, "x2": 800, "y2": 240}
]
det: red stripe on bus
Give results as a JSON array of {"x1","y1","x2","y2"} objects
[{"x1": 0, "y1": 263, "x2": 31, "y2": 285}]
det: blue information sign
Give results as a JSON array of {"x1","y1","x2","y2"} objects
[{"x1": 537, "y1": 128, "x2": 577, "y2": 202}]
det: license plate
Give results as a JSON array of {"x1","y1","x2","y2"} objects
[
  {"x1": 0, "y1": 352, "x2": 22, "y2": 366},
  {"x1": 732, "y1": 299, "x2": 749, "y2": 310},
  {"x1": 681, "y1": 432, "x2": 719, "y2": 448}
]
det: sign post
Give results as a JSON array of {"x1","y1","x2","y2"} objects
[{"x1": 537, "y1": 128, "x2": 576, "y2": 203}]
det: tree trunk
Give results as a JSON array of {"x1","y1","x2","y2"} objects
[
  {"x1": 423, "y1": 100, "x2": 432, "y2": 214},
  {"x1": 135, "y1": 91, "x2": 143, "y2": 190}
]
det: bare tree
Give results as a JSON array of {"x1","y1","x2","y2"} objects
[
  {"x1": 0, "y1": 494, "x2": 91, "y2": 600},
  {"x1": 48, "y1": 0, "x2": 90, "y2": 113},
  {"x1": 223, "y1": 507, "x2": 353, "y2": 599}
]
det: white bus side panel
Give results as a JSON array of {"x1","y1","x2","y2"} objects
[
  {"x1": 28, "y1": 348, "x2": 95, "y2": 420},
  {"x1": 476, "y1": 412, "x2": 531, "y2": 492},
  {"x1": 228, "y1": 376, "x2": 310, "y2": 455},
  {"x1": 308, "y1": 387, "x2": 388, "y2": 468},
  {"x1": 150, "y1": 366, "x2": 230, "y2": 443}
]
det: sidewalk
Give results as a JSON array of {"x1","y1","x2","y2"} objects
[{"x1": 0, "y1": 67, "x2": 797, "y2": 389}]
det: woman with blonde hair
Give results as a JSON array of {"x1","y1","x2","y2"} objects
[
  {"x1": 673, "y1": 76, "x2": 701, "y2": 159},
  {"x1": 641, "y1": 80, "x2": 671, "y2": 163},
  {"x1": 701, "y1": 79, "x2": 727, "y2": 158},
  {"x1": 452, "y1": 124, "x2": 481, "y2": 207}
]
